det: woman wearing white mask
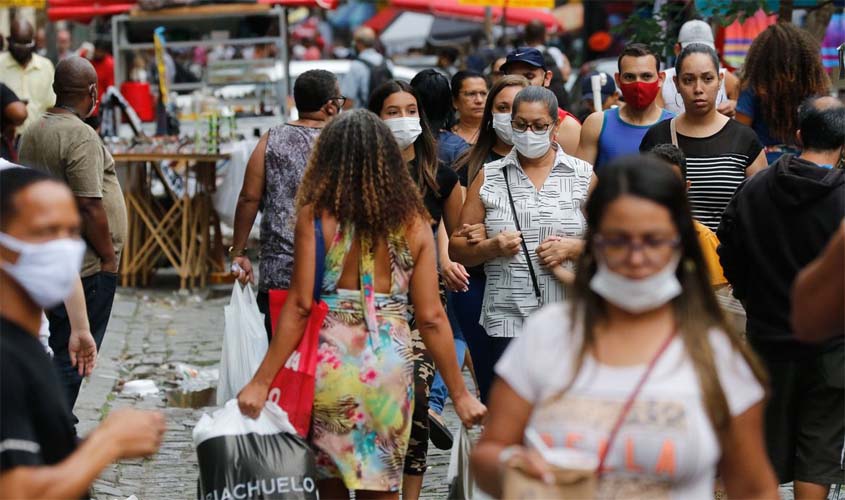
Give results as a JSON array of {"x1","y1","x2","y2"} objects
[
  {"x1": 450, "y1": 86, "x2": 595, "y2": 402},
  {"x1": 368, "y1": 80, "x2": 464, "y2": 500},
  {"x1": 471, "y1": 157, "x2": 778, "y2": 498}
]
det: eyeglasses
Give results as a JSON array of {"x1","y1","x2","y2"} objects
[
  {"x1": 593, "y1": 234, "x2": 681, "y2": 265},
  {"x1": 510, "y1": 120, "x2": 554, "y2": 135},
  {"x1": 460, "y1": 90, "x2": 488, "y2": 100},
  {"x1": 329, "y1": 96, "x2": 347, "y2": 108}
]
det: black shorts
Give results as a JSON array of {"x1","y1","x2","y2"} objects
[{"x1": 752, "y1": 341, "x2": 845, "y2": 486}]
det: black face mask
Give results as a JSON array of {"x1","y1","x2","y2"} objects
[{"x1": 8, "y1": 39, "x2": 34, "y2": 65}]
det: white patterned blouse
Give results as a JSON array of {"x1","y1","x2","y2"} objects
[{"x1": 479, "y1": 146, "x2": 593, "y2": 338}]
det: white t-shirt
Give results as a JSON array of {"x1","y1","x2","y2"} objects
[
  {"x1": 495, "y1": 303, "x2": 763, "y2": 499},
  {"x1": 661, "y1": 67, "x2": 728, "y2": 115}
]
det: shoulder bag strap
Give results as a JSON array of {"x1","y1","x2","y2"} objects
[
  {"x1": 596, "y1": 330, "x2": 677, "y2": 476},
  {"x1": 669, "y1": 117, "x2": 679, "y2": 148},
  {"x1": 313, "y1": 217, "x2": 326, "y2": 302},
  {"x1": 502, "y1": 167, "x2": 542, "y2": 303}
]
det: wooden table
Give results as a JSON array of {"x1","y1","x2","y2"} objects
[{"x1": 113, "y1": 152, "x2": 230, "y2": 290}]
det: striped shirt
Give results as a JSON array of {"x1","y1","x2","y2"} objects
[
  {"x1": 479, "y1": 147, "x2": 593, "y2": 338},
  {"x1": 640, "y1": 119, "x2": 763, "y2": 232}
]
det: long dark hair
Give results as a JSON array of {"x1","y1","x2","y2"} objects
[
  {"x1": 564, "y1": 155, "x2": 767, "y2": 436},
  {"x1": 296, "y1": 109, "x2": 427, "y2": 239},
  {"x1": 411, "y1": 68, "x2": 455, "y2": 132},
  {"x1": 368, "y1": 80, "x2": 440, "y2": 197},
  {"x1": 740, "y1": 23, "x2": 830, "y2": 145},
  {"x1": 453, "y1": 75, "x2": 528, "y2": 184}
]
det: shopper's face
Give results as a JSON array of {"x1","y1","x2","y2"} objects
[
  {"x1": 504, "y1": 62, "x2": 550, "y2": 87},
  {"x1": 454, "y1": 77, "x2": 488, "y2": 120},
  {"x1": 492, "y1": 85, "x2": 523, "y2": 116},
  {"x1": 617, "y1": 55, "x2": 661, "y2": 84},
  {"x1": 512, "y1": 100, "x2": 558, "y2": 141},
  {"x1": 8, "y1": 31, "x2": 34, "y2": 66},
  {"x1": 379, "y1": 91, "x2": 418, "y2": 119},
  {"x1": 0, "y1": 182, "x2": 79, "y2": 266},
  {"x1": 490, "y1": 58, "x2": 506, "y2": 83},
  {"x1": 595, "y1": 195, "x2": 678, "y2": 280},
  {"x1": 674, "y1": 53, "x2": 721, "y2": 115}
]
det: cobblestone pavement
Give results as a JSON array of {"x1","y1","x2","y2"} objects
[
  {"x1": 76, "y1": 288, "x2": 843, "y2": 500},
  {"x1": 76, "y1": 288, "x2": 465, "y2": 500}
]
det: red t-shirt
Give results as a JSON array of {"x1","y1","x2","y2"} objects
[
  {"x1": 558, "y1": 107, "x2": 580, "y2": 125},
  {"x1": 92, "y1": 54, "x2": 115, "y2": 113}
]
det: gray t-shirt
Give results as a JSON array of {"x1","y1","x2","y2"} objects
[
  {"x1": 18, "y1": 112, "x2": 127, "y2": 277},
  {"x1": 259, "y1": 123, "x2": 321, "y2": 292}
]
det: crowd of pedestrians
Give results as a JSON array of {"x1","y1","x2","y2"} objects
[{"x1": 1, "y1": 13, "x2": 843, "y2": 500}]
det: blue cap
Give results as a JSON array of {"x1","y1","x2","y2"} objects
[
  {"x1": 501, "y1": 47, "x2": 546, "y2": 73},
  {"x1": 581, "y1": 71, "x2": 617, "y2": 101}
]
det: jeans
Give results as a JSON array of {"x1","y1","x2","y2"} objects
[
  {"x1": 47, "y1": 272, "x2": 118, "y2": 412},
  {"x1": 451, "y1": 273, "x2": 511, "y2": 403},
  {"x1": 429, "y1": 289, "x2": 467, "y2": 414}
]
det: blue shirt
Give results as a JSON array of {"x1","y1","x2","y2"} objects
[
  {"x1": 437, "y1": 130, "x2": 470, "y2": 170},
  {"x1": 596, "y1": 107, "x2": 674, "y2": 169}
]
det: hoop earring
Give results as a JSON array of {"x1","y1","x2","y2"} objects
[{"x1": 674, "y1": 93, "x2": 683, "y2": 108}]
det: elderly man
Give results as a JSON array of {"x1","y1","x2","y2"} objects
[
  {"x1": 0, "y1": 19, "x2": 56, "y2": 135},
  {"x1": 18, "y1": 56, "x2": 127, "y2": 413}
]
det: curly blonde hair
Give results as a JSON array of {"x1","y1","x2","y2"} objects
[{"x1": 296, "y1": 109, "x2": 428, "y2": 238}]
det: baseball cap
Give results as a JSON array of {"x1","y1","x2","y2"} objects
[
  {"x1": 678, "y1": 20, "x2": 715, "y2": 49},
  {"x1": 501, "y1": 47, "x2": 546, "y2": 73},
  {"x1": 581, "y1": 71, "x2": 617, "y2": 102}
]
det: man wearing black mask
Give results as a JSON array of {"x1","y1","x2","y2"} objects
[{"x1": 0, "y1": 18, "x2": 56, "y2": 135}]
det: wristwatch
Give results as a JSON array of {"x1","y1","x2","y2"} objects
[{"x1": 228, "y1": 246, "x2": 246, "y2": 260}]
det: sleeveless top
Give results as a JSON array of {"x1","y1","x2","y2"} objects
[
  {"x1": 596, "y1": 107, "x2": 674, "y2": 169},
  {"x1": 479, "y1": 147, "x2": 592, "y2": 338},
  {"x1": 661, "y1": 67, "x2": 728, "y2": 115},
  {"x1": 259, "y1": 124, "x2": 322, "y2": 292}
]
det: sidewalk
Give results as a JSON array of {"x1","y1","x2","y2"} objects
[{"x1": 75, "y1": 288, "x2": 461, "y2": 499}]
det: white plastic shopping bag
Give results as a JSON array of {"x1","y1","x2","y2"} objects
[
  {"x1": 194, "y1": 401, "x2": 318, "y2": 499},
  {"x1": 216, "y1": 283, "x2": 268, "y2": 405},
  {"x1": 447, "y1": 426, "x2": 475, "y2": 500}
]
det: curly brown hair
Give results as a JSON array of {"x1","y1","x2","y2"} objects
[
  {"x1": 296, "y1": 109, "x2": 428, "y2": 239},
  {"x1": 740, "y1": 22, "x2": 830, "y2": 145}
]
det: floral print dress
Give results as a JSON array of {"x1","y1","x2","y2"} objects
[{"x1": 311, "y1": 224, "x2": 416, "y2": 492}]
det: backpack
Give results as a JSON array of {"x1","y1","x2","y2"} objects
[{"x1": 358, "y1": 56, "x2": 393, "y2": 107}]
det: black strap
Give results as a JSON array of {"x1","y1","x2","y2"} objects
[
  {"x1": 502, "y1": 168, "x2": 542, "y2": 302},
  {"x1": 313, "y1": 218, "x2": 326, "y2": 302}
]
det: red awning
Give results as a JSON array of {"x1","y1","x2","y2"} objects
[
  {"x1": 48, "y1": 0, "x2": 337, "y2": 21},
  {"x1": 389, "y1": 0, "x2": 560, "y2": 32},
  {"x1": 363, "y1": 7, "x2": 402, "y2": 32}
]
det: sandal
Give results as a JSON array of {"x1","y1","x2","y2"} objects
[{"x1": 428, "y1": 409, "x2": 453, "y2": 450}]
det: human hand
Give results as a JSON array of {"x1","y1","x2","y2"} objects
[
  {"x1": 231, "y1": 255, "x2": 254, "y2": 285},
  {"x1": 69, "y1": 328, "x2": 97, "y2": 377},
  {"x1": 493, "y1": 231, "x2": 522, "y2": 258},
  {"x1": 101, "y1": 409, "x2": 166, "y2": 459},
  {"x1": 441, "y1": 260, "x2": 470, "y2": 292},
  {"x1": 453, "y1": 390, "x2": 487, "y2": 428},
  {"x1": 237, "y1": 380, "x2": 270, "y2": 419},
  {"x1": 458, "y1": 223, "x2": 487, "y2": 244},
  {"x1": 536, "y1": 236, "x2": 582, "y2": 267},
  {"x1": 717, "y1": 99, "x2": 737, "y2": 118}
]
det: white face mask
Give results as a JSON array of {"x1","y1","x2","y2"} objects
[
  {"x1": 385, "y1": 117, "x2": 422, "y2": 151},
  {"x1": 589, "y1": 254, "x2": 682, "y2": 314},
  {"x1": 492, "y1": 113, "x2": 513, "y2": 145},
  {"x1": 0, "y1": 232, "x2": 86, "y2": 309},
  {"x1": 512, "y1": 129, "x2": 552, "y2": 159}
]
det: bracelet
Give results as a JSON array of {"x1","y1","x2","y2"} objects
[{"x1": 227, "y1": 246, "x2": 246, "y2": 260}]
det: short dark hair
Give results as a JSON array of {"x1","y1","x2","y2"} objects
[
  {"x1": 617, "y1": 42, "x2": 661, "y2": 73},
  {"x1": 450, "y1": 70, "x2": 487, "y2": 101},
  {"x1": 797, "y1": 96, "x2": 845, "y2": 151},
  {"x1": 524, "y1": 20, "x2": 546, "y2": 45},
  {"x1": 410, "y1": 69, "x2": 455, "y2": 133},
  {"x1": 294, "y1": 69, "x2": 338, "y2": 113},
  {"x1": 649, "y1": 143, "x2": 687, "y2": 179},
  {"x1": 0, "y1": 167, "x2": 55, "y2": 229},
  {"x1": 439, "y1": 47, "x2": 459, "y2": 64}
]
